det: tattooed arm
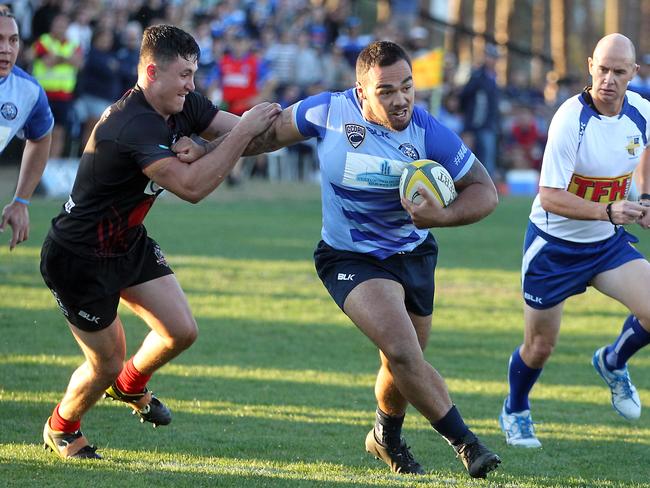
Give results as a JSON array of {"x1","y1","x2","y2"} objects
[
  {"x1": 173, "y1": 104, "x2": 309, "y2": 162},
  {"x1": 243, "y1": 104, "x2": 309, "y2": 156}
]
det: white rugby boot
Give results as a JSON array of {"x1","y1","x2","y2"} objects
[
  {"x1": 592, "y1": 347, "x2": 641, "y2": 420},
  {"x1": 499, "y1": 399, "x2": 542, "y2": 448}
]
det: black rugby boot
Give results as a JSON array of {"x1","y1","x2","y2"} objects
[
  {"x1": 104, "y1": 383, "x2": 171, "y2": 427},
  {"x1": 365, "y1": 429, "x2": 425, "y2": 474},
  {"x1": 453, "y1": 432, "x2": 501, "y2": 478}
]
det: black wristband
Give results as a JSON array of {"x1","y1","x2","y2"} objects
[
  {"x1": 640, "y1": 193, "x2": 650, "y2": 201},
  {"x1": 606, "y1": 202, "x2": 616, "y2": 224}
]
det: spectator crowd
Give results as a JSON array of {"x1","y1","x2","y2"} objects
[{"x1": 9, "y1": 0, "x2": 644, "y2": 189}]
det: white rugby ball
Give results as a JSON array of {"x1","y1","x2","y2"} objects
[{"x1": 399, "y1": 159, "x2": 458, "y2": 207}]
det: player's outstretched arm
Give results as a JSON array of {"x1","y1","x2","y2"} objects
[
  {"x1": 0, "y1": 133, "x2": 51, "y2": 250},
  {"x1": 403, "y1": 159, "x2": 498, "y2": 229},
  {"x1": 173, "y1": 105, "x2": 308, "y2": 163},
  {"x1": 143, "y1": 102, "x2": 281, "y2": 203},
  {"x1": 242, "y1": 104, "x2": 309, "y2": 156}
]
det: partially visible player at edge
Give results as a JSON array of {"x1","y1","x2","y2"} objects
[
  {"x1": 39, "y1": 24, "x2": 280, "y2": 459},
  {"x1": 0, "y1": 6, "x2": 53, "y2": 250},
  {"x1": 499, "y1": 33, "x2": 650, "y2": 449},
  {"x1": 178, "y1": 40, "x2": 501, "y2": 478}
]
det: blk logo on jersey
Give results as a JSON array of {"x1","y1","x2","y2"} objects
[
  {"x1": 625, "y1": 135, "x2": 642, "y2": 157},
  {"x1": 568, "y1": 172, "x2": 632, "y2": 202},
  {"x1": 345, "y1": 124, "x2": 365, "y2": 148},
  {"x1": 367, "y1": 127, "x2": 390, "y2": 139},
  {"x1": 398, "y1": 143, "x2": 419, "y2": 160},
  {"x1": 1, "y1": 102, "x2": 18, "y2": 120}
]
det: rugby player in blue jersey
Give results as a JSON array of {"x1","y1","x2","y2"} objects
[
  {"x1": 499, "y1": 34, "x2": 650, "y2": 449},
  {"x1": 177, "y1": 40, "x2": 501, "y2": 478},
  {"x1": 0, "y1": 7, "x2": 53, "y2": 250}
]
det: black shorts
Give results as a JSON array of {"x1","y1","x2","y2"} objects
[
  {"x1": 314, "y1": 234, "x2": 438, "y2": 316},
  {"x1": 40, "y1": 234, "x2": 174, "y2": 332}
]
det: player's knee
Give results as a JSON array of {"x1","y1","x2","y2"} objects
[
  {"x1": 166, "y1": 320, "x2": 198, "y2": 350},
  {"x1": 526, "y1": 339, "x2": 554, "y2": 365},
  {"x1": 92, "y1": 357, "x2": 124, "y2": 384},
  {"x1": 382, "y1": 343, "x2": 422, "y2": 370}
]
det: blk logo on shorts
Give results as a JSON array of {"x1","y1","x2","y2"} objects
[
  {"x1": 78, "y1": 310, "x2": 100, "y2": 324},
  {"x1": 51, "y1": 290, "x2": 69, "y2": 317},
  {"x1": 524, "y1": 292, "x2": 543, "y2": 305},
  {"x1": 337, "y1": 273, "x2": 355, "y2": 281},
  {"x1": 345, "y1": 124, "x2": 365, "y2": 148},
  {"x1": 154, "y1": 245, "x2": 168, "y2": 267}
]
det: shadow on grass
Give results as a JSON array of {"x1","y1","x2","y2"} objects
[{"x1": 2, "y1": 403, "x2": 648, "y2": 487}]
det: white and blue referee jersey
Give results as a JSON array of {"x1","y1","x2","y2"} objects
[
  {"x1": 0, "y1": 65, "x2": 54, "y2": 153},
  {"x1": 293, "y1": 88, "x2": 475, "y2": 259},
  {"x1": 522, "y1": 90, "x2": 650, "y2": 308},
  {"x1": 530, "y1": 90, "x2": 650, "y2": 242}
]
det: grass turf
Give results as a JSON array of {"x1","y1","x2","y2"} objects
[{"x1": 1, "y1": 182, "x2": 649, "y2": 487}]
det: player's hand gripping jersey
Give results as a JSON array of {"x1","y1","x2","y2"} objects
[
  {"x1": 294, "y1": 89, "x2": 475, "y2": 259},
  {"x1": 48, "y1": 86, "x2": 218, "y2": 257},
  {"x1": 530, "y1": 90, "x2": 650, "y2": 242}
]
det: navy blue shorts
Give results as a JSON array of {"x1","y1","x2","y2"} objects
[
  {"x1": 314, "y1": 234, "x2": 438, "y2": 316},
  {"x1": 522, "y1": 221, "x2": 644, "y2": 309},
  {"x1": 40, "y1": 233, "x2": 174, "y2": 332}
]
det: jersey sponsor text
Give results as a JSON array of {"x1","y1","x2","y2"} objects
[{"x1": 567, "y1": 172, "x2": 632, "y2": 202}]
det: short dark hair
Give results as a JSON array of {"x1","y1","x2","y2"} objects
[
  {"x1": 139, "y1": 24, "x2": 200, "y2": 70},
  {"x1": 356, "y1": 41, "x2": 412, "y2": 82},
  {"x1": 0, "y1": 5, "x2": 15, "y2": 17}
]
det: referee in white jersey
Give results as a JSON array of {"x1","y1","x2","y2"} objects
[
  {"x1": 0, "y1": 6, "x2": 53, "y2": 250},
  {"x1": 499, "y1": 33, "x2": 650, "y2": 449},
  {"x1": 176, "y1": 40, "x2": 501, "y2": 479}
]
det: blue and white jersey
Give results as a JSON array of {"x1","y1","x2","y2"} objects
[
  {"x1": 294, "y1": 88, "x2": 475, "y2": 259},
  {"x1": 531, "y1": 90, "x2": 650, "y2": 242},
  {"x1": 0, "y1": 65, "x2": 54, "y2": 153}
]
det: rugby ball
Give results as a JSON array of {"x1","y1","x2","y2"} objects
[{"x1": 399, "y1": 160, "x2": 458, "y2": 207}]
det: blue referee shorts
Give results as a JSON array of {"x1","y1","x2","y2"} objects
[{"x1": 522, "y1": 221, "x2": 644, "y2": 309}]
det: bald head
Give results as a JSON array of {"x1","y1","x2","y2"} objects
[
  {"x1": 588, "y1": 33, "x2": 639, "y2": 116},
  {"x1": 592, "y1": 33, "x2": 636, "y2": 66}
]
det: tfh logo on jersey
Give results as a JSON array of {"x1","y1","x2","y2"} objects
[
  {"x1": 1, "y1": 102, "x2": 18, "y2": 120},
  {"x1": 625, "y1": 135, "x2": 642, "y2": 157},
  {"x1": 567, "y1": 172, "x2": 632, "y2": 202},
  {"x1": 398, "y1": 143, "x2": 419, "y2": 160},
  {"x1": 345, "y1": 124, "x2": 365, "y2": 148}
]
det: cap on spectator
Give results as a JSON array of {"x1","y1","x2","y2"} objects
[{"x1": 485, "y1": 43, "x2": 501, "y2": 58}]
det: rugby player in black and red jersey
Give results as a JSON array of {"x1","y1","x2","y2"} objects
[{"x1": 40, "y1": 24, "x2": 280, "y2": 459}]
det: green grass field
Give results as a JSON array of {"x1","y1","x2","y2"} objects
[{"x1": 1, "y1": 183, "x2": 649, "y2": 487}]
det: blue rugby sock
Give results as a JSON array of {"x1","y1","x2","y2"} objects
[
  {"x1": 604, "y1": 315, "x2": 650, "y2": 370},
  {"x1": 506, "y1": 346, "x2": 542, "y2": 413}
]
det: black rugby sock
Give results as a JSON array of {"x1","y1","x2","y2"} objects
[
  {"x1": 431, "y1": 404, "x2": 470, "y2": 446},
  {"x1": 374, "y1": 407, "x2": 405, "y2": 447}
]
